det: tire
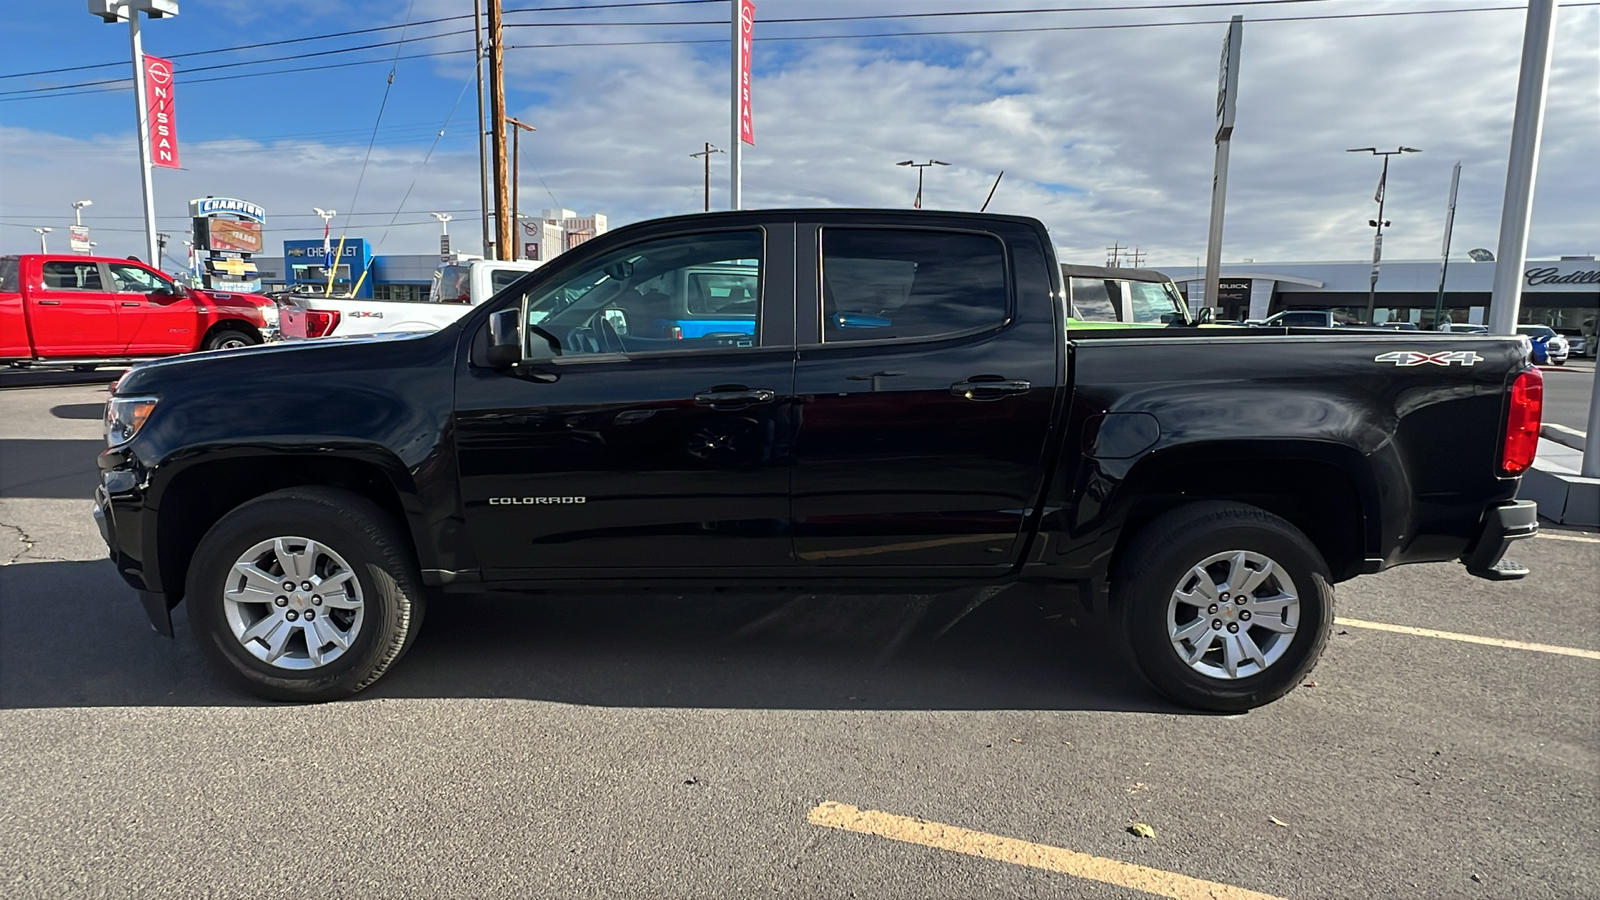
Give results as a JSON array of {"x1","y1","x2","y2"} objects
[
  {"x1": 1113, "y1": 501, "x2": 1333, "y2": 712},
  {"x1": 186, "y1": 487, "x2": 425, "y2": 701},
  {"x1": 204, "y1": 328, "x2": 258, "y2": 351}
]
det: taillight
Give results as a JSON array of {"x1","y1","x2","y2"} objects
[
  {"x1": 304, "y1": 309, "x2": 341, "y2": 338},
  {"x1": 1500, "y1": 368, "x2": 1543, "y2": 475}
]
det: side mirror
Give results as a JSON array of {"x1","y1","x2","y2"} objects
[
  {"x1": 485, "y1": 308, "x2": 523, "y2": 369},
  {"x1": 1195, "y1": 307, "x2": 1215, "y2": 325}
]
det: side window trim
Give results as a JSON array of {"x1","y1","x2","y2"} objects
[{"x1": 806, "y1": 224, "x2": 1013, "y2": 348}]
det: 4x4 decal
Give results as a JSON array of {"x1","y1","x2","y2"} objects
[{"x1": 1374, "y1": 350, "x2": 1483, "y2": 367}]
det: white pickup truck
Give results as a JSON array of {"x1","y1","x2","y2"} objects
[{"x1": 278, "y1": 258, "x2": 541, "y2": 340}]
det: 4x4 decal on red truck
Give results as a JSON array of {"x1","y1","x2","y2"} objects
[{"x1": 1374, "y1": 350, "x2": 1483, "y2": 367}]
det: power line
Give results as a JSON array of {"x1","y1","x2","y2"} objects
[
  {"x1": 0, "y1": 1, "x2": 727, "y2": 81},
  {"x1": 2, "y1": 3, "x2": 1589, "y2": 103}
]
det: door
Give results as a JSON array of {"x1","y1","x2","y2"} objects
[
  {"x1": 455, "y1": 225, "x2": 797, "y2": 573},
  {"x1": 27, "y1": 259, "x2": 120, "y2": 356},
  {"x1": 791, "y1": 225, "x2": 1060, "y2": 568},
  {"x1": 106, "y1": 261, "x2": 198, "y2": 354}
]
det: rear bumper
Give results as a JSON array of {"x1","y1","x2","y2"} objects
[{"x1": 1462, "y1": 499, "x2": 1538, "y2": 580}]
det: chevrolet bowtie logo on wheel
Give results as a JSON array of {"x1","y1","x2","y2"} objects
[
  {"x1": 488, "y1": 497, "x2": 587, "y2": 505},
  {"x1": 1374, "y1": 350, "x2": 1484, "y2": 367}
]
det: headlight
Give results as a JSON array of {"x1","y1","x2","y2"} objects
[{"x1": 105, "y1": 396, "x2": 159, "y2": 447}]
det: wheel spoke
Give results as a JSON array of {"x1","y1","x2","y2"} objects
[
  {"x1": 319, "y1": 616, "x2": 352, "y2": 650},
  {"x1": 1235, "y1": 630, "x2": 1269, "y2": 668},
  {"x1": 1249, "y1": 614, "x2": 1297, "y2": 634},
  {"x1": 1251, "y1": 593, "x2": 1297, "y2": 615},
  {"x1": 240, "y1": 612, "x2": 287, "y2": 645},
  {"x1": 1221, "y1": 631, "x2": 1244, "y2": 677},
  {"x1": 262, "y1": 619, "x2": 294, "y2": 663},
  {"x1": 1173, "y1": 617, "x2": 1213, "y2": 646},
  {"x1": 302, "y1": 621, "x2": 325, "y2": 667},
  {"x1": 228, "y1": 563, "x2": 282, "y2": 600},
  {"x1": 1183, "y1": 626, "x2": 1219, "y2": 664},
  {"x1": 1234, "y1": 558, "x2": 1274, "y2": 596},
  {"x1": 1174, "y1": 566, "x2": 1219, "y2": 606},
  {"x1": 315, "y1": 570, "x2": 354, "y2": 593},
  {"x1": 273, "y1": 538, "x2": 319, "y2": 580},
  {"x1": 320, "y1": 590, "x2": 361, "y2": 610}
]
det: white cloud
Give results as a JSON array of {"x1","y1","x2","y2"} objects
[{"x1": 3, "y1": 1, "x2": 1596, "y2": 269}]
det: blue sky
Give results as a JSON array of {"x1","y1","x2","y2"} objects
[{"x1": 2, "y1": 0, "x2": 1597, "y2": 269}]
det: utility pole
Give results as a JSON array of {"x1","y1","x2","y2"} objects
[
  {"x1": 896, "y1": 160, "x2": 949, "y2": 209},
  {"x1": 1348, "y1": 146, "x2": 1421, "y2": 323},
  {"x1": 1106, "y1": 242, "x2": 1123, "y2": 268},
  {"x1": 473, "y1": 0, "x2": 491, "y2": 258},
  {"x1": 691, "y1": 142, "x2": 724, "y2": 211},
  {"x1": 487, "y1": 0, "x2": 510, "y2": 261},
  {"x1": 506, "y1": 116, "x2": 536, "y2": 260}
]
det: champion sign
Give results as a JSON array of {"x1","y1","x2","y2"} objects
[{"x1": 144, "y1": 55, "x2": 179, "y2": 169}]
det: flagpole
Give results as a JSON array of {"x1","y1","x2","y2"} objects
[{"x1": 729, "y1": 0, "x2": 742, "y2": 211}]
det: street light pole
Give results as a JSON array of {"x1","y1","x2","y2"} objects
[
  {"x1": 1347, "y1": 146, "x2": 1420, "y2": 323},
  {"x1": 72, "y1": 200, "x2": 93, "y2": 227},
  {"x1": 33, "y1": 228, "x2": 51, "y2": 253},
  {"x1": 691, "y1": 143, "x2": 725, "y2": 212},
  {"x1": 896, "y1": 160, "x2": 949, "y2": 210},
  {"x1": 90, "y1": 2, "x2": 179, "y2": 265}
]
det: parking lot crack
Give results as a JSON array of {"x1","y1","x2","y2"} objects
[{"x1": 1, "y1": 521, "x2": 38, "y2": 565}]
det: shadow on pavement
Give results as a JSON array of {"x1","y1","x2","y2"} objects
[
  {"x1": 50, "y1": 403, "x2": 106, "y2": 420},
  {"x1": 0, "y1": 558, "x2": 1179, "y2": 715},
  {"x1": 0, "y1": 439, "x2": 104, "y2": 498}
]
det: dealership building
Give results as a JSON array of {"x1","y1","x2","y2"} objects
[{"x1": 1163, "y1": 256, "x2": 1599, "y2": 330}]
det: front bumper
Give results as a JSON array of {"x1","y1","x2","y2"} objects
[
  {"x1": 1462, "y1": 499, "x2": 1538, "y2": 580},
  {"x1": 94, "y1": 457, "x2": 174, "y2": 637}
]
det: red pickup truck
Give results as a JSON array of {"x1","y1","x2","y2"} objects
[{"x1": 0, "y1": 254, "x2": 277, "y2": 370}]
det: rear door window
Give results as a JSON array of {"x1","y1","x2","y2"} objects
[
  {"x1": 0, "y1": 257, "x2": 18, "y2": 293},
  {"x1": 1068, "y1": 278, "x2": 1118, "y2": 322},
  {"x1": 820, "y1": 228, "x2": 1008, "y2": 343},
  {"x1": 490, "y1": 268, "x2": 528, "y2": 294},
  {"x1": 41, "y1": 261, "x2": 104, "y2": 290}
]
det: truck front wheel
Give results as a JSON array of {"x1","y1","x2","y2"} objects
[
  {"x1": 1114, "y1": 502, "x2": 1333, "y2": 712},
  {"x1": 203, "y1": 328, "x2": 258, "y2": 351},
  {"x1": 185, "y1": 487, "x2": 425, "y2": 701}
]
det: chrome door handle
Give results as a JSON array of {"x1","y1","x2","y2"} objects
[
  {"x1": 121, "y1": 301, "x2": 143, "y2": 307},
  {"x1": 950, "y1": 379, "x2": 1030, "y2": 401},
  {"x1": 37, "y1": 300, "x2": 62, "y2": 306},
  {"x1": 694, "y1": 388, "x2": 776, "y2": 408}
]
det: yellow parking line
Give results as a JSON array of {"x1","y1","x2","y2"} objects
[
  {"x1": 1335, "y1": 617, "x2": 1600, "y2": 660},
  {"x1": 1538, "y1": 532, "x2": 1600, "y2": 544},
  {"x1": 807, "y1": 802, "x2": 1287, "y2": 900}
]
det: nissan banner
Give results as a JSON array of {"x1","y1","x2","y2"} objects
[
  {"x1": 737, "y1": 0, "x2": 755, "y2": 145},
  {"x1": 145, "y1": 54, "x2": 180, "y2": 169}
]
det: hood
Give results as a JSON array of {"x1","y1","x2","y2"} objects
[
  {"x1": 113, "y1": 329, "x2": 446, "y2": 396},
  {"x1": 192, "y1": 288, "x2": 271, "y2": 310}
]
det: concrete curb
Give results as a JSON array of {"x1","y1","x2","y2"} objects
[{"x1": 1520, "y1": 436, "x2": 1599, "y2": 526}]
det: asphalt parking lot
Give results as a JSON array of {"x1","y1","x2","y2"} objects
[{"x1": 2, "y1": 382, "x2": 1596, "y2": 900}]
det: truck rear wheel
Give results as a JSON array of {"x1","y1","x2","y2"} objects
[
  {"x1": 1114, "y1": 502, "x2": 1332, "y2": 712},
  {"x1": 185, "y1": 487, "x2": 425, "y2": 701}
]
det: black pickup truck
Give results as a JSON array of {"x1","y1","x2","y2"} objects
[{"x1": 95, "y1": 209, "x2": 1544, "y2": 711}]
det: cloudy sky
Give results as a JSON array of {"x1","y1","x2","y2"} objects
[{"x1": 1, "y1": 0, "x2": 1596, "y2": 272}]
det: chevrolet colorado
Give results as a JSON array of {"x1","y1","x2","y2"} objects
[{"x1": 95, "y1": 209, "x2": 1543, "y2": 710}]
